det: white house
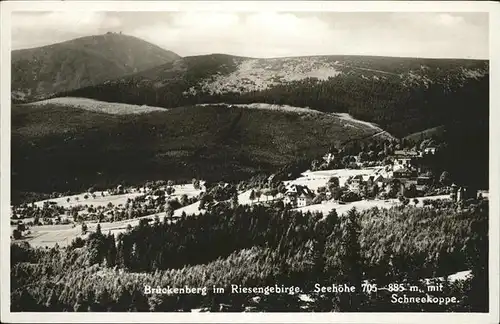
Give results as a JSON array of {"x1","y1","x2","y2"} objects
[
  {"x1": 424, "y1": 147, "x2": 437, "y2": 155},
  {"x1": 284, "y1": 185, "x2": 314, "y2": 208},
  {"x1": 297, "y1": 192, "x2": 313, "y2": 207}
]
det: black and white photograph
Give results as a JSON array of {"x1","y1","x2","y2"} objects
[{"x1": 1, "y1": 1, "x2": 499, "y2": 323}]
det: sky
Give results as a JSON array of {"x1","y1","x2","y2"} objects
[{"x1": 11, "y1": 11, "x2": 489, "y2": 59}]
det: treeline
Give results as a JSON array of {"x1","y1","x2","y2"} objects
[
  {"x1": 12, "y1": 104, "x2": 376, "y2": 200},
  {"x1": 11, "y1": 200, "x2": 488, "y2": 312}
]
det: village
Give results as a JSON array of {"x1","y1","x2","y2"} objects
[
  {"x1": 280, "y1": 145, "x2": 478, "y2": 209},
  {"x1": 10, "y1": 139, "x2": 487, "y2": 248}
]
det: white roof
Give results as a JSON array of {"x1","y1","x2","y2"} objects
[{"x1": 393, "y1": 165, "x2": 407, "y2": 172}]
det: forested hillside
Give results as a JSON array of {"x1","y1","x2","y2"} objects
[
  {"x1": 11, "y1": 201, "x2": 488, "y2": 312},
  {"x1": 403, "y1": 118, "x2": 489, "y2": 191},
  {"x1": 12, "y1": 103, "x2": 381, "y2": 201},
  {"x1": 12, "y1": 33, "x2": 180, "y2": 102},
  {"x1": 60, "y1": 54, "x2": 489, "y2": 137}
]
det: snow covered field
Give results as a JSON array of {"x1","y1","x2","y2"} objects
[
  {"x1": 33, "y1": 184, "x2": 202, "y2": 209},
  {"x1": 173, "y1": 201, "x2": 204, "y2": 217},
  {"x1": 285, "y1": 167, "x2": 385, "y2": 191},
  {"x1": 237, "y1": 189, "x2": 277, "y2": 206},
  {"x1": 18, "y1": 214, "x2": 164, "y2": 248},
  {"x1": 34, "y1": 192, "x2": 143, "y2": 209},
  {"x1": 295, "y1": 194, "x2": 454, "y2": 216},
  {"x1": 168, "y1": 183, "x2": 204, "y2": 199}
]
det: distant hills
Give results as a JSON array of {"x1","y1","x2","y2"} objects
[
  {"x1": 60, "y1": 53, "x2": 489, "y2": 137},
  {"x1": 11, "y1": 33, "x2": 180, "y2": 102}
]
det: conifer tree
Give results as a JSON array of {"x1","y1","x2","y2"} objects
[
  {"x1": 465, "y1": 202, "x2": 488, "y2": 311},
  {"x1": 249, "y1": 190, "x2": 256, "y2": 204},
  {"x1": 44, "y1": 288, "x2": 59, "y2": 311},
  {"x1": 107, "y1": 233, "x2": 117, "y2": 267},
  {"x1": 73, "y1": 292, "x2": 87, "y2": 312},
  {"x1": 336, "y1": 208, "x2": 364, "y2": 311},
  {"x1": 231, "y1": 193, "x2": 239, "y2": 208},
  {"x1": 81, "y1": 222, "x2": 88, "y2": 235},
  {"x1": 96, "y1": 288, "x2": 112, "y2": 312}
]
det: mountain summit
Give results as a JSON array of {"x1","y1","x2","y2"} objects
[{"x1": 11, "y1": 33, "x2": 180, "y2": 102}]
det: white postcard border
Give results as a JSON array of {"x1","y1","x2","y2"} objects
[{"x1": 1, "y1": 1, "x2": 498, "y2": 323}]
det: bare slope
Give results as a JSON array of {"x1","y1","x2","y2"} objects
[
  {"x1": 12, "y1": 33, "x2": 180, "y2": 102},
  {"x1": 28, "y1": 97, "x2": 167, "y2": 115}
]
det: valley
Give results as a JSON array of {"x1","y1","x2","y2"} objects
[{"x1": 9, "y1": 30, "x2": 491, "y2": 314}]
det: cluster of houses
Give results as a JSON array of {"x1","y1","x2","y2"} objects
[
  {"x1": 373, "y1": 148, "x2": 440, "y2": 189},
  {"x1": 382, "y1": 147, "x2": 479, "y2": 202},
  {"x1": 279, "y1": 145, "x2": 476, "y2": 208},
  {"x1": 346, "y1": 172, "x2": 386, "y2": 192}
]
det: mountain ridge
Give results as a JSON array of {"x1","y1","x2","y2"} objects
[
  {"x1": 12, "y1": 33, "x2": 180, "y2": 102},
  {"x1": 179, "y1": 52, "x2": 487, "y2": 61},
  {"x1": 59, "y1": 53, "x2": 489, "y2": 137}
]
